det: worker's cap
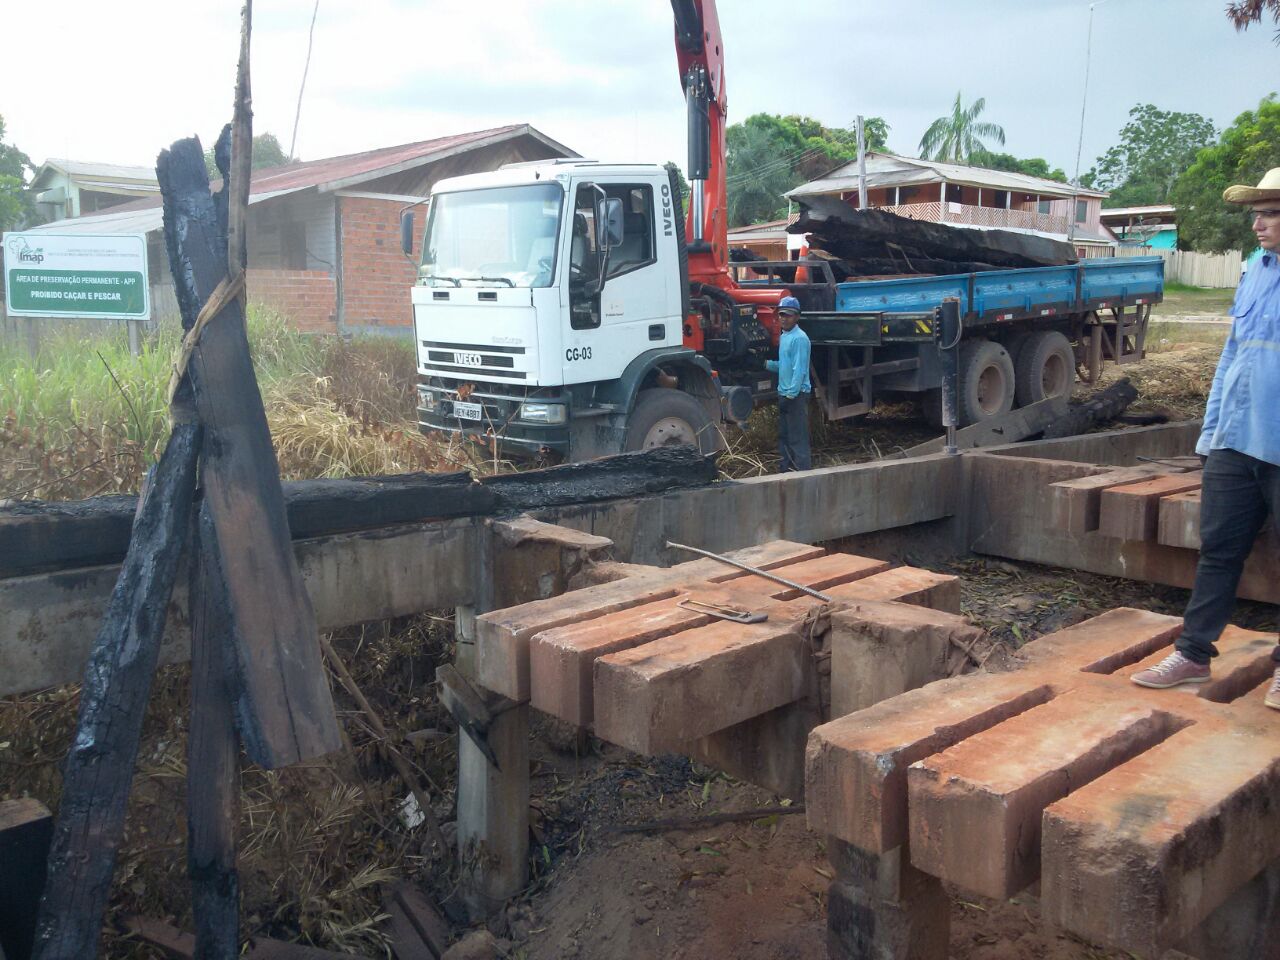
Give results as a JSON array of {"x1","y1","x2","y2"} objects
[
  {"x1": 1223, "y1": 167, "x2": 1280, "y2": 204},
  {"x1": 778, "y1": 296, "x2": 801, "y2": 316}
]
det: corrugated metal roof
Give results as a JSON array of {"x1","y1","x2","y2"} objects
[
  {"x1": 1099, "y1": 204, "x2": 1176, "y2": 219},
  {"x1": 37, "y1": 159, "x2": 159, "y2": 183},
  {"x1": 787, "y1": 152, "x2": 1107, "y2": 201},
  {"x1": 22, "y1": 204, "x2": 166, "y2": 236},
  {"x1": 24, "y1": 124, "x2": 578, "y2": 237}
]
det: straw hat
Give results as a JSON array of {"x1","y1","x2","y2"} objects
[{"x1": 1223, "y1": 167, "x2": 1280, "y2": 204}]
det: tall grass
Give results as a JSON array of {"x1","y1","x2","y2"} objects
[{"x1": 0, "y1": 305, "x2": 441, "y2": 500}]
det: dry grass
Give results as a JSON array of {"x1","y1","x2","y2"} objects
[{"x1": 1, "y1": 614, "x2": 461, "y2": 957}]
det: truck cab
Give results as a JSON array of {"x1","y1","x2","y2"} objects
[{"x1": 408, "y1": 160, "x2": 725, "y2": 460}]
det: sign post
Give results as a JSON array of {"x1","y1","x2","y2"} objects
[{"x1": 3, "y1": 232, "x2": 150, "y2": 355}]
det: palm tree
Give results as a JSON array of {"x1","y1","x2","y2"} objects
[{"x1": 918, "y1": 93, "x2": 1006, "y2": 163}]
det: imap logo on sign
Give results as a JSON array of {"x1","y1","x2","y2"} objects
[{"x1": 3, "y1": 233, "x2": 150, "y2": 320}]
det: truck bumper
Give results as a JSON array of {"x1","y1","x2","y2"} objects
[{"x1": 416, "y1": 379, "x2": 572, "y2": 456}]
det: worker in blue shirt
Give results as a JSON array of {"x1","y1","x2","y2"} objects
[
  {"x1": 765, "y1": 295, "x2": 812, "y2": 471},
  {"x1": 1132, "y1": 167, "x2": 1280, "y2": 708}
]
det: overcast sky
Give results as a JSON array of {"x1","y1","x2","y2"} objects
[{"x1": 5, "y1": 0, "x2": 1276, "y2": 185}]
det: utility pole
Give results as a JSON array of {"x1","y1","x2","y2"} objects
[{"x1": 856, "y1": 115, "x2": 868, "y2": 210}]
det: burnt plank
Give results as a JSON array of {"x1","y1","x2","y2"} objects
[
  {"x1": 31, "y1": 423, "x2": 201, "y2": 960},
  {"x1": 187, "y1": 504, "x2": 241, "y2": 960},
  {"x1": 0, "y1": 448, "x2": 718, "y2": 581},
  {"x1": 158, "y1": 134, "x2": 339, "y2": 768},
  {"x1": 0, "y1": 799, "x2": 53, "y2": 960}
]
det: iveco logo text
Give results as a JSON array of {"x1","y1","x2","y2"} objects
[
  {"x1": 455, "y1": 352, "x2": 483, "y2": 367},
  {"x1": 660, "y1": 184, "x2": 673, "y2": 237},
  {"x1": 565, "y1": 346, "x2": 593, "y2": 361}
]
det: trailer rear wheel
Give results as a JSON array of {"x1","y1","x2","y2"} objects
[
  {"x1": 958, "y1": 340, "x2": 1015, "y2": 426},
  {"x1": 1014, "y1": 331, "x2": 1075, "y2": 407},
  {"x1": 624, "y1": 388, "x2": 719, "y2": 455}
]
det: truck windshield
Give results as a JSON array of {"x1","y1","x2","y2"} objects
[{"x1": 420, "y1": 183, "x2": 564, "y2": 288}]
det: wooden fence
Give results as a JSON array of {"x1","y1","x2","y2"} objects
[{"x1": 1115, "y1": 246, "x2": 1243, "y2": 288}]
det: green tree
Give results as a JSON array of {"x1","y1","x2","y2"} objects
[
  {"x1": 918, "y1": 93, "x2": 1005, "y2": 163},
  {"x1": 1086, "y1": 104, "x2": 1216, "y2": 207},
  {"x1": 203, "y1": 132, "x2": 296, "y2": 179},
  {"x1": 725, "y1": 113, "x2": 889, "y2": 226},
  {"x1": 968, "y1": 149, "x2": 1068, "y2": 183},
  {"x1": 0, "y1": 114, "x2": 35, "y2": 231},
  {"x1": 1171, "y1": 94, "x2": 1280, "y2": 253}
]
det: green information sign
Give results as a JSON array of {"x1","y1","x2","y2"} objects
[
  {"x1": 6, "y1": 268, "x2": 146, "y2": 315},
  {"x1": 3, "y1": 232, "x2": 150, "y2": 320}
]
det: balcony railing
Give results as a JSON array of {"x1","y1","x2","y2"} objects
[{"x1": 874, "y1": 201, "x2": 1070, "y2": 236}]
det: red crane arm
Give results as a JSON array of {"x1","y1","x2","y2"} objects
[{"x1": 670, "y1": 1, "x2": 783, "y2": 324}]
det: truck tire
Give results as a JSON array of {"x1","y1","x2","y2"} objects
[
  {"x1": 958, "y1": 339, "x2": 1015, "y2": 426},
  {"x1": 1014, "y1": 330, "x2": 1075, "y2": 407},
  {"x1": 624, "y1": 388, "x2": 719, "y2": 455}
]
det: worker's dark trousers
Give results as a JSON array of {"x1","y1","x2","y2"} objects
[
  {"x1": 1177, "y1": 448, "x2": 1280, "y2": 665},
  {"x1": 777, "y1": 392, "x2": 812, "y2": 472}
]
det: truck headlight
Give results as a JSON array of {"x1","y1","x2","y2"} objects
[
  {"x1": 517, "y1": 402, "x2": 567, "y2": 424},
  {"x1": 417, "y1": 386, "x2": 436, "y2": 411}
]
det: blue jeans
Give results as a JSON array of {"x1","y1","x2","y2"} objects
[
  {"x1": 1176, "y1": 448, "x2": 1280, "y2": 664},
  {"x1": 778, "y1": 393, "x2": 812, "y2": 472}
]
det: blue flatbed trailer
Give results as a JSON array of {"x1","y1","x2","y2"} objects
[{"x1": 771, "y1": 256, "x2": 1164, "y2": 423}]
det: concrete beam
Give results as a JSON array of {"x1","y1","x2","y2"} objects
[
  {"x1": 965, "y1": 453, "x2": 1279, "y2": 603},
  {"x1": 0, "y1": 518, "x2": 478, "y2": 697},
  {"x1": 539, "y1": 454, "x2": 961, "y2": 564}
]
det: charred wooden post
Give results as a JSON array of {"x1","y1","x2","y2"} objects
[
  {"x1": 187, "y1": 503, "x2": 241, "y2": 960},
  {"x1": 157, "y1": 132, "x2": 340, "y2": 769},
  {"x1": 0, "y1": 799, "x2": 53, "y2": 960},
  {"x1": 30, "y1": 421, "x2": 202, "y2": 960},
  {"x1": 1042, "y1": 378, "x2": 1139, "y2": 440}
]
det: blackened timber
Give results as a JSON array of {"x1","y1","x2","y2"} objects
[
  {"x1": 186, "y1": 504, "x2": 240, "y2": 960},
  {"x1": 0, "y1": 449, "x2": 717, "y2": 580},
  {"x1": 158, "y1": 134, "x2": 340, "y2": 769},
  {"x1": 30, "y1": 422, "x2": 201, "y2": 960},
  {"x1": 483, "y1": 447, "x2": 719, "y2": 510},
  {"x1": 0, "y1": 799, "x2": 53, "y2": 960},
  {"x1": 794, "y1": 196, "x2": 1075, "y2": 270},
  {"x1": 1041, "y1": 378, "x2": 1139, "y2": 440}
]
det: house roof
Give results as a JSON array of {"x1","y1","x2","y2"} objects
[
  {"x1": 728, "y1": 214, "x2": 799, "y2": 241},
  {"x1": 1098, "y1": 204, "x2": 1176, "y2": 220},
  {"x1": 786, "y1": 152, "x2": 1107, "y2": 202},
  {"x1": 23, "y1": 124, "x2": 578, "y2": 237},
  {"x1": 32, "y1": 159, "x2": 160, "y2": 190}
]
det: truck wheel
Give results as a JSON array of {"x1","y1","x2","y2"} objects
[
  {"x1": 958, "y1": 340, "x2": 1015, "y2": 426},
  {"x1": 624, "y1": 388, "x2": 719, "y2": 455},
  {"x1": 1014, "y1": 330, "x2": 1075, "y2": 407}
]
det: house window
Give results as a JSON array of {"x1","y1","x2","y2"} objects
[
  {"x1": 1037, "y1": 199, "x2": 1052, "y2": 215},
  {"x1": 1075, "y1": 200, "x2": 1088, "y2": 224}
]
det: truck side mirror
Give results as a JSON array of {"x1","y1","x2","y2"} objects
[
  {"x1": 603, "y1": 197, "x2": 625, "y2": 248},
  {"x1": 400, "y1": 209, "x2": 415, "y2": 256}
]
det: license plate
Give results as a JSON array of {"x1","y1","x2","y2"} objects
[
  {"x1": 452, "y1": 401, "x2": 483, "y2": 422},
  {"x1": 455, "y1": 351, "x2": 483, "y2": 367}
]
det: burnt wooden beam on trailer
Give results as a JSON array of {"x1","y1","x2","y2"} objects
[
  {"x1": 186, "y1": 503, "x2": 241, "y2": 960},
  {"x1": 158, "y1": 132, "x2": 340, "y2": 769},
  {"x1": 794, "y1": 196, "x2": 1075, "y2": 270},
  {"x1": 30, "y1": 421, "x2": 202, "y2": 960},
  {"x1": 0, "y1": 449, "x2": 718, "y2": 580}
]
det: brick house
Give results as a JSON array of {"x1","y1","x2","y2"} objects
[{"x1": 19, "y1": 124, "x2": 577, "y2": 335}]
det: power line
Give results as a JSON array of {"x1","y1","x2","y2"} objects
[{"x1": 289, "y1": 0, "x2": 321, "y2": 160}]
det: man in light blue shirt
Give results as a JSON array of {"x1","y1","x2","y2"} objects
[
  {"x1": 765, "y1": 295, "x2": 812, "y2": 471},
  {"x1": 1132, "y1": 168, "x2": 1280, "y2": 707}
]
